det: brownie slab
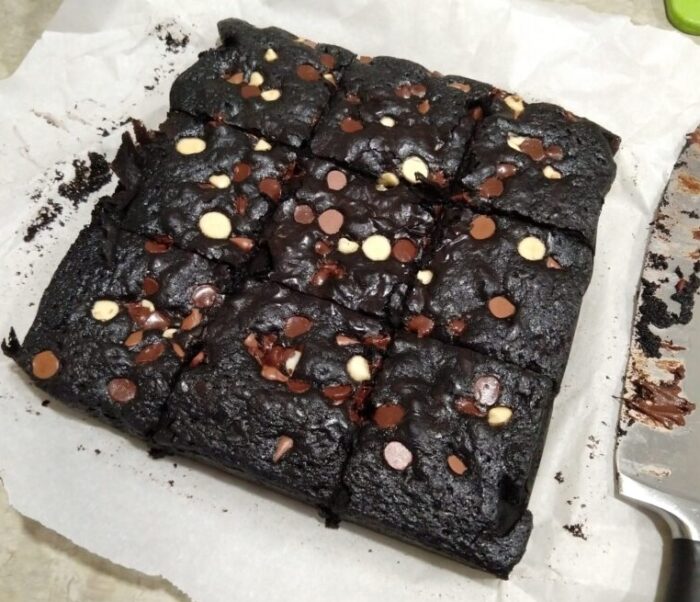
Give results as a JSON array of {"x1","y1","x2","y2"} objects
[
  {"x1": 110, "y1": 112, "x2": 297, "y2": 268},
  {"x1": 264, "y1": 158, "x2": 435, "y2": 320},
  {"x1": 405, "y1": 207, "x2": 593, "y2": 382},
  {"x1": 170, "y1": 18, "x2": 354, "y2": 147},
  {"x1": 3, "y1": 216, "x2": 236, "y2": 437},
  {"x1": 154, "y1": 282, "x2": 391, "y2": 508},
  {"x1": 456, "y1": 102, "x2": 618, "y2": 247},
  {"x1": 339, "y1": 334, "x2": 555, "y2": 577},
  {"x1": 310, "y1": 56, "x2": 493, "y2": 190}
]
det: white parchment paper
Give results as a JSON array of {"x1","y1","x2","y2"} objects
[{"x1": 2, "y1": 1, "x2": 700, "y2": 600}]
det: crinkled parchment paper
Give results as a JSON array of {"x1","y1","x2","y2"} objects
[{"x1": 2, "y1": 1, "x2": 700, "y2": 600}]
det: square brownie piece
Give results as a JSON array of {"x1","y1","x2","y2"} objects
[
  {"x1": 456, "y1": 101, "x2": 618, "y2": 247},
  {"x1": 170, "y1": 18, "x2": 354, "y2": 147},
  {"x1": 110, "y1": 112, "x2": 297, "y2": 268},
  {"x1": 310, "y1": 56, "x2": 493, "y2": 190},
  {"x1": 264, "y1": 158, "x2": 435, "y2": 320},
  {"x1": 4, "y1": 217, "x2": 236, "y2": 437},
  {"x1": 405, "y1": 207, "x2": 593, "y2": 382},
  {"x1": 154, "y1": 282, "x2": 391, "y2": 508},
  {"x1": 339, "y1": 334, "x2": 555, "y2": 577}
]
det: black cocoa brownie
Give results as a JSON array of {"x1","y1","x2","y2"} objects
[
  {"x1": 154, "y1": 282, "x2": 391, "y2": 508},
  {"x1": 264, "y1": 158, "x2": 435, "y2": 320},
  {"x1": 339, "y1": 334, "x2": 554, "y2": 577},
  {"x1": 109, "y1": 112, "x2": 297, "y2": 268},
  {"x1": 4, "y1": 17, "x2": 622, "y2": 579},
  {"x1": 310, "y1": 56, "x2": 493, "y2": 190},
  {"x1": 170, "y1": 18, "x2": 354, "y2": 147},
  {"x1": 4, "y1": 216, "x2": 236, "y2": 437},
  {"x1": 405, "y1": 207, "x2": 593, "y2": 382},
  {"x1": 456, "y1": 101, "x2": 618, "y2": 247}
]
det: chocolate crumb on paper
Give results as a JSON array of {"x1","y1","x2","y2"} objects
[
  {"x1": 153, "y1": 22, "x2": 190, "y2": 54},
  {"x1": 58, "y1": 152, "x2": 111, "y2": 208},
  {"x1": 563, "y1": 523, "x2": 588, "y2": 540},
  {"x1": 554, "y1": 471, "x2": 564, "y2": 484}
]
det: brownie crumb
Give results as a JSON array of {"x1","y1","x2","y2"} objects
[
  {"x1": 647, "y1": 252, "x2": 668, "y2": 271},
  {"x1": 24, "y1": 199, "x2": 63, "y2": 242},
  {"x1": 168, "y1": 480, "x2": 174, "y2": 487},
  {"x1": 554, "y1": 471, "x2": 564, "y2": 484},
  {"x1": 154, "y1": 23, "x2": 190, "y2": 53},
  {"x1": 41, "y1": 399, "x2": 50, "y2": 407},
  {"x1": 58, "y1": 152, "x2": 112, "y2": 208},
  {"x1": 563, "y1": 523, "x2": 588, "y2": 540},
  {"x1": 94, "y1": 449, "x2": 101, "y2": 455}
]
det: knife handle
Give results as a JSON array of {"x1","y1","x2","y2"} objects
[{"x1": 664, "y1": 539, "x2": 700, "y2": 602}]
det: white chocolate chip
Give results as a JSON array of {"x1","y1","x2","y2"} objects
[
  {"x1": 507, "y1": 134, "x2": 526, "y2": 152},
  {"x1": 162, "y1": 328, "x2": 177, "y2": 339},
  {"x1": 416, "y1": 270, "x2": 434, "y2": 285},
  {"x1": 323, "y1": 73, "x2": 336, "y2": 85},
  {"x1": 504, "y1": 94, "x2": 525, "y2": 118},
  {"x1": 346, "y1": 355, "x2": 371, "y2": 382},
  {"x1": 380, "y1": 116, "x2": 396, "y2": 127},
  {"x1": 248, "y1": 71, "x2": 264, "y2": 87},
  {"x1": 140, "y1": 299, "x2": 156, "y2": 312},
  {"x1": 384, "y1": 441, "x2": 413, "y2": 471},
  {"x1": 517, "y1": 236, "x2": 547, "y2": 261},
  {"x1": 208, "y1": 174, "x2": 231, "y2": 189},
  {"x1": 198, "y1": 211, "x2": 232, "y2": 239},
  {"x1": 261, "y1": 89, "x2": 281, "y2": 101},
  {"x1": 254, "y1": 138, "x2": 272, "y2": 152},
  {"x1": 264, "y1": 48, "x2": 278, "y2": 62},
  {"x1": 91, "y1": 300, "x2": 119, "y2": 322},
  {"x1": 175, "y1": 137, "x2": 206, "y2": 155},
  {"x1": 487, "y1": 406, "x2": 513, "y2": 427},
  {"x1": 337, "y1": 237, "x2": 360, "y2": 254},
  {"x1": 362, "y1": 234, "x2": 392, "y2": 261},
  {"x1": 376, "y1": 172, "x2": 400, "y2": 191},
  {"x1": 543, "y1": 165, "x2": 563, "y2": 180},
  {"x1": 285, "y1": 350, "x2": 302, "y2": 375},
  {"x1": 401, "y1": 156, "x2": 429, "y2": 184}
]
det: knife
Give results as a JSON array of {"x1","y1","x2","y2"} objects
[{"x1": 618, "y1": 126, "x2": 700, "y2": 601}]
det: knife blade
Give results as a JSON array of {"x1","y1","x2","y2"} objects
[{"x1": 618, "y1": 126, "x2": 700, "y2": 602}]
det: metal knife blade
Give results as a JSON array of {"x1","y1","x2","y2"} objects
[{"x1": 617, "y1": 126, "x2": 700, "y2": 601}]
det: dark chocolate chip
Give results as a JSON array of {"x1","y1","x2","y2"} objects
[
  {"x1": 479, "y1": 176, "x2": 504, "y2": 198},
  {"x1": 406, "y1": 314, "x2": 434, "y2": 337},
  {"x1": 283, "y1": 316, "x2": 313, "y2": 338},
  {"x1": 294, "y1": 204, "x2": 315, "y2": 224},
  {"x1": 192, "y1": 284, "x2": 220, "y2": 308},
  {"x1": 373, "y1": 404, "x2": 406, "y2": 428},
  {"x1": 32, "y1": 350, "x2": 60, "y2": 379},
  {"x1": 322, "y1": 384, "x2": 353, "y2": 404},
  {"x1": 340, "y1": 116, "x2": 363, "y2": 133},
  {"x1": 232, "y1": 162, "x2": 252, "y2": 182},
  {"x1": 135, "y1": 342, "x2": 166, "y2": 365},
  {"x1": 470, "y1": 215, "x2": 496, "y2": 240},
  {"x1": 240, "y1": 85, "x2": 261, "y2": 99},
  {"x1": 326, "y1": 170, "x2": 348, "y2": 191},
  {"x1": 296, "y1": 64, "x2": 321, "y2": 81},
  {"x1": 143, "y1": 277, "x2": 159, "y2": 296},
  {"x1": 488, "y1": 296, "x2": 516, "y2": 319},
  {"x1": 259, "y1": 178, "x2": 282, "y2": 201},
  {"x1": 391, "y1": 239, "x2": 418, "y2": 263},
  {"x1": 318, "y1": 209, "x2": 344, "y2": 235}
]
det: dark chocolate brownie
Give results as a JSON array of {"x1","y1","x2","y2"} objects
[
  {"x1": 310, "y1": 56, "x2": 493, "y2": 190},
  {"x1": 154, "y1": 281, "x2": 391, "y2": 508},
  {"x1": 170, "y1": 19, "x2": 354, "y2": 147},
  {"x1": 339, "y1": 334, "x2": 554, "y2": 577},
  {"x1": 4, "y1": 17, "x2": 623, "y2": 578},
  {"x1": 109, "y1": 112, "x2": 297, "y2": 268},
  {"x1": 405, "y1": 207, "x2": 593, "y2": 382},
  {"x1": 456, "y1": 102, "x2": 618, "y2": 247},
  {"x1": 264, "y1": 158, "x2": 435, "y2": 321},
  {"x1": 4, "y1": 216, "x2": 235, "y2": 437}
]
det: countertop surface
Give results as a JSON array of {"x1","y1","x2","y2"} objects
[{"x1": 0, "y1": 0, "x2": 695, "y2": 600}]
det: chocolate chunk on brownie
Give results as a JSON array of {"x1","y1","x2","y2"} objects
[
  {"x1": 109, "y1": 112, "x2": 297, "y2": 268},
  {"x1": 264, "y1": 158, "x2": 435, "y2": 320},
  {"x1": 154, "y1": 281, "x2": 391, "y2": 507},
  {"x1": 4, "y1": 218, "x2": 234, "y2": 437},
  {"x1": 405, "y1": 207, "x2": 593, "y2": 382},
  {"x1": 170, "y1": 18, "x2": 354, "y2": 147},
  {"x1": 310, "y1": 56, "x2": 493, "y2": 190},
  {"x1": 339, "y1": 334, "x2": 554, "y2": 577},
  {"x1": 456, "y1": 102, "x2": 618, "y2": 247}
]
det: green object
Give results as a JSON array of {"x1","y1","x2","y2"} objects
[{"x1": 666, "y1": 0, "x2": 700, "y2": 35}]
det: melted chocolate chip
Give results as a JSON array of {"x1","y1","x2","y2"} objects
[
  {"x1": 233, "y1": 163, "x2": 252, "y2": 182},
  {"x1": 392, "y1": 239, "x2": 418, "y2": 263},
  {"x1": 135, "y1": 342, "x2": 166, "y2": 365},
  {"x1": 297, "y1": 64, "x2": 321, "y2": 81},
  {"x1": 283, "y1": 316, "x2": 313, "y2": 338},
  {"x1": 322, "y1": 384, "x2": 353, "y2": 404},
  {"x1": 107, "y1": 378, "x2": 137, "y2": 404},
  {"x1": 406, "y1": 314, "x2": 434, "y2": 337},
  {"x1": 294, "y1": 204, "x2": 316, "y2": 224},
  {"x1": 373, "y1": 404, "x2": 406, "y2": 428},
  {"x1": 258, "y1": 178, "x2": 282, "y2": 201},
  {"x1": 340, "y1": 116, "x2": 363, "y2": 133}
]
